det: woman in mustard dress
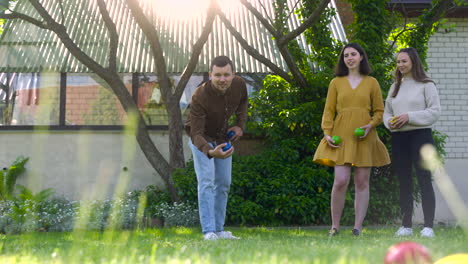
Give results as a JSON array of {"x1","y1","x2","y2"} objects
[{"x1": 313, "y1": 43, "x2": 390, "y2": 236}]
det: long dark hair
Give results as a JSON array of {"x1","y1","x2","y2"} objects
[
  {"x1": 335, "y1": 43, "x2": 371, "y2": 77},
  {"x1": 392, "y1": 47, "x2": 434, "y2": 97}
]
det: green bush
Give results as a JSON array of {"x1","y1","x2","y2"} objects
[
  {"x1": 128, "y1": 185, "x2": 171, "y2": 219},
  {"x1": 173, "y1": 154, "x2": 404, "y2": 226},
  {"x1": 0, "y1": 197, "x2": 78, "y2": 234},
  {"x1": 0, "y1": 156, "x2": 187, "y2": 234},
  {"x1": 0, "y1": 156, "x2": 29, "y2": 201},
  {"x1": 174, "y1": 149, "x2": 334, "y2": 226},
  {"x1": 0, "y1": 183, "x2": 176, "y2": 234},
  {"x1": 152, "y1": 202, "x2": 199, "y2": 227}
]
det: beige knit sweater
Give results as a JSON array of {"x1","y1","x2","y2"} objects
[{"x1": 383, "y1": 78, "x2": 441, "y2": 132}]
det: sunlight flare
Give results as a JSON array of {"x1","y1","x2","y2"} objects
[
  {"x1": 421, "y1": 144, "x2": 468, "y2": 231},
  {"x1": 145, "y1": 0, "x2": 241, "y2": 20}
]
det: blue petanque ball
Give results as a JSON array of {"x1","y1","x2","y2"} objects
[
  {"x1": 227, "y1": 131, "x2": 235, "y2": 139},
  {"x1": 222, "y1": 142, "x2": 232, "y2": 151}
]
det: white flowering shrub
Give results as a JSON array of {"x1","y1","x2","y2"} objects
[
  {"x1": 0, "y1": 186, "x2": 196, "y2": 233},
  {"x1": 153, "y1": 202, "x2": 199, "y2": 227},
  {"x1": 104, "y1": 195, "x2": 140, "y2": 229},
  {"x1": 0, "y1": 200, "x2": 15, "y2": 232},
  {"x1": 0, "y1": 197, "x2": 78, "y2": 234},
  {"x1": 78, "y1": 194, "x2": 140, "y2": 231},
  {"x1": 38, "y1": 197, "x2": 79, "y2": 232}
]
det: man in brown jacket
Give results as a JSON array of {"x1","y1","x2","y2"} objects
[{"x1": 185, "y1": 56, "x2": 247, "y2": 240}]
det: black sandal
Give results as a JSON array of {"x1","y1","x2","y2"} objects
[
  {"x1": 329, "y1": 228, "x2": 339, "y2": 236},
  {"x1": 352, "y1": 228, "x2": 360, "y2": 236}
]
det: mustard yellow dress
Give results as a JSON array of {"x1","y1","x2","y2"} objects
[{"x1": 313, "y1": 76, "x2": 390, "y2": 167}]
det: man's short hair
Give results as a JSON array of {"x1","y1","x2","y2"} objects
[{"x1": 210, "y1": 56, "x2": 234, "y2": 72}]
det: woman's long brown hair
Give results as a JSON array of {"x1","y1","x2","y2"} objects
[{"x1": 392, "y1": 47, "x2": 434, "y2": 97}]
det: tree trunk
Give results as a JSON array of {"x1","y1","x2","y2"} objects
[
  {"x1": 99, "y1": 72, "x2": 181, "y2": 201},
  {"x1": 167, "y1": 95, "x2": 186, "y2": 169}
]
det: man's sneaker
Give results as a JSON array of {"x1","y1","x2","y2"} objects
[
  {"x1": 395, "y1": 226, "x2": 413, "y2": 237},
  {"x1": 216, "y1": 231, "x2": 240, "y2": 240},
  {"x1": 203, "y1": 232, "x2": 219, "y2": 241},
  {"x1": 420, "y1": 227, "x2": 435, "y2": 238}
]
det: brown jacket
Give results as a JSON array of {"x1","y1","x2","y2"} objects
[{"x1": 185, "y1": 75, "x2": 248, "y2": 157}]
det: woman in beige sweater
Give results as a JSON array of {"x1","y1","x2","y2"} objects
[{"x1": 383, "y1": 47, "x2": 441, "y2": 238}]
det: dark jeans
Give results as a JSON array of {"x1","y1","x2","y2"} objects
[{"x1": 391, "y1": 128, "x2": 436, "y2": 228}]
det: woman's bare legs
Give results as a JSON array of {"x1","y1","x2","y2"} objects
[
  {"x1": 353, "y1": 166, "x2": 371, "y2": 231},
  {"x1": 331, "y1": 165, "x2": 352, "y2": 230}
]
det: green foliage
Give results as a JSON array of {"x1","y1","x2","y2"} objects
[
  {"x1": 152, "y1": 202, "x2": 199, "y2": 227},
  {"x1": 272, "y1": 0, "x2": 289, "y2": 32},
  {"x1": 347, "y1": 0, "x2": 396, "y2": 90},
  {"x1": 247, "y1": 70, "x2": 332, "y2": 148},
  {"x1": 173, "y1": 154, "x2": 334, "y2": 226},
  {"x1": 395, "y1": 0, "x2": 451, "y2": 65},
  {"x1": 300, "y1": 2, "x2": 343, "y2": 71},
  {"x1": 15, "y1": 185, "x2": 55, "y2": 203},
  {"x1": 0, "y1": 184, "x2": 181, "y2": 234},
  {"x1": 0, "y1": 156, "x2": 29, "y2": 200},
  {"x1": 432, "y1": 129, "x2": 449, "y2": 160},
  {"x1": 140, "y1": 185, "x2": 171, "y2": 218},
  {"x1": 3, "y1": 191, "x2": 54, "y2": 233}
]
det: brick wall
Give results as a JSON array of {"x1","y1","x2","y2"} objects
[
  {"x1": 427, "y1": 18, "x2": 468, "y2": 159},
  {"x1": 334, "y1": 0, "x2": 353, "y2": 33}
]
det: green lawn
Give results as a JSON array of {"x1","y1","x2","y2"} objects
[{"x1": 0, "y1": 226, "x2": 466, "y2": 263}]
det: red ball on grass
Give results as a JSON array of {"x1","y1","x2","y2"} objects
[{"x1": 384, "y1": 241, "x2": 432, "y2": 264}]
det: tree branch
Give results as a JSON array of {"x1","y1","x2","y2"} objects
[
  {"x1": 278, "y1": 0, "x2": 330, "y2": 46},
  {"x1": 238, "y1": 0, "x2": 309, "y2": 89},
  {"x1": 257, "y1": 0, "x2": 275, "y2": 28},
  {"x1": 285, "y1": 0, "x2": 301, "y2": 22},
  {"x1": 388, "y1": 24, "x2": 417, "y2": 51},
  {"x1": 240, "y1": 0, "x2": 279, "y2": 38},
  {"x1": 96, "y1": 0, "x2": 118, "y2": 72},
  {"x1": 124, "y1": 0, "x2": 186, "y2": 177},
  {"x1": 174, "y1": 0, "x2": 217, "y2": 99},
  {"x1": 125, "y1": 0, "x2": 172, "y2": 97},
  {"x1": 0, "y1": 11, "x2": 49, "y2": 29},
  {"x1": 58, "y1": 0, "x2": 65, "y2": 24},
  {"x1": 26, "y1": 0, "x2": 109, "y2": 77},
  {"x1": 420, "y1": 0, "x2": 454, "y2": 26},
  {"x1": 217, "y1": 9, "x2": 293, "y2": 83}
]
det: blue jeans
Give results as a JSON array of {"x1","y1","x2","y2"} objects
[{"x1": 189, "y1": 139, "x2": 232, "y2": 234}]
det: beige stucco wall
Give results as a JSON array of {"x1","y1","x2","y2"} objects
[{"x1": 0, "y1": 131, "x2": 191, "y2": 201}]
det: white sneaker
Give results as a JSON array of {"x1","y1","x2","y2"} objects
[
  {"x1": 216, "y1": 231, "x2": 240, "y2": 240},
  {"x1": 420, "y1": 227, "x2": 435, "y2": 238},
  {"x1": 203, "y1": 232, "x2": 219, "y2": 241},
  {"x1": 395, "y1": 226, "x2": 413, "y2": 236}
]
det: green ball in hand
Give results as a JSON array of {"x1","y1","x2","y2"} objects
[
  {"x1": 354, "y1": 128, "x2": 365, "y2": 137},
  {"x1": 331, "y1": 135, "x2": 342, "y2": 145}
]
